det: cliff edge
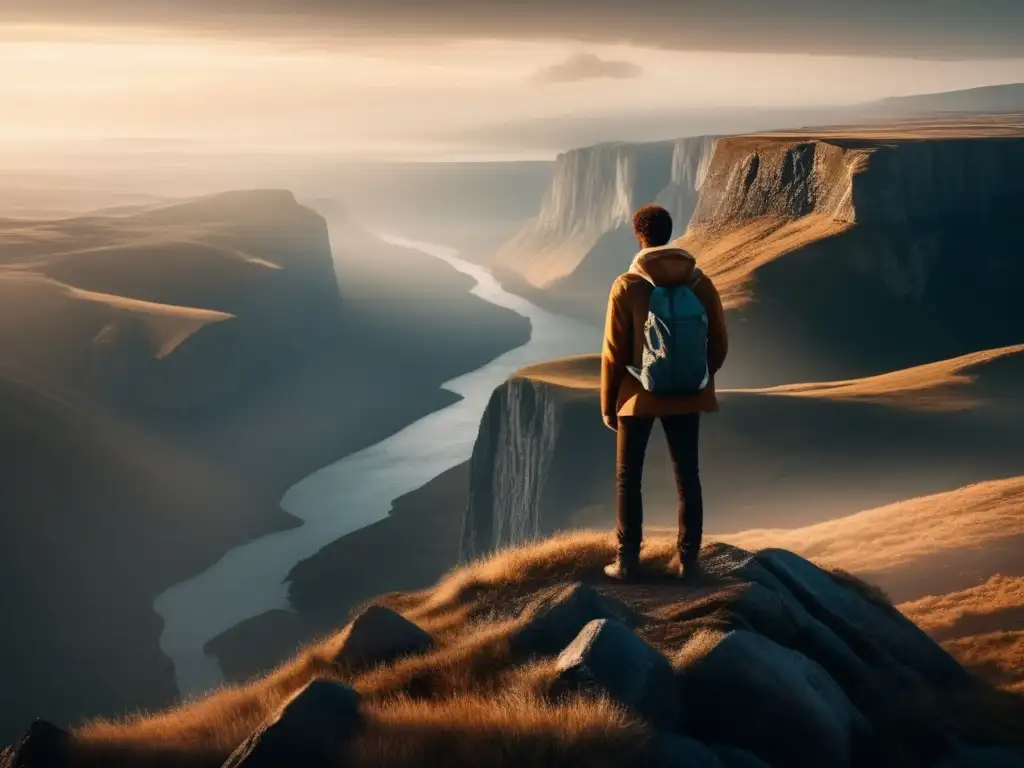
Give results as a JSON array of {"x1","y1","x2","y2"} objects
[
  {"x1": 0, "y1": 189, "x2": 341, "y2": 416},
  {"x1": 494, "y1": 136, "x2": 717, "y2": 308},
  {"x1": 678, "y1": 118, "x2": 1024, "y2": 385},
  {"x1": 6, "y1": 534, "x2": 1021, "y2": 768},
  {"x1": 461, "y1": 347, "x2": 1024, "y2": 562}
]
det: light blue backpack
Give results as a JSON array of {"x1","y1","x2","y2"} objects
[{"x1": 627, "y1": 276, "x2": 710, "y2": 396}]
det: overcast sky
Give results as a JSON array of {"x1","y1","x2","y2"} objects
[{"x1": 2, "y1": 2, "x2": 1024, "y2": 159}]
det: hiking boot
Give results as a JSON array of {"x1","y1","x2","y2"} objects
[
  {"x1": 675, "y1": 556, "x2": 703, "y2": 583},
  {"x1": 604, "y1": 552, "x2": 640, "y2": 581}
]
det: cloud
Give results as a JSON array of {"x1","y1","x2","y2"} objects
[
  {"x1": 3, "y1": 1, "x2": 1024, "y2": 59},
  {"x1": 529, "y1": 53, "x2": 642, "y2": 84}
]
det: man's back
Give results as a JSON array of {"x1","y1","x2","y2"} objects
[{"x1": 601, "y1": 245, "x2": 729, "y2": 422}]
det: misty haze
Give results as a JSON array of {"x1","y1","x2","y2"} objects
[{"x1": 1, "y1": 3, "x2": 1023, "y2": 767}]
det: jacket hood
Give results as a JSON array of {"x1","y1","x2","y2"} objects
[{"x1": 629, "y1": 245, "x2": 701, "y2": 287}]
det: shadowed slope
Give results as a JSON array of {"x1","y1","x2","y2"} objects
[
  {"x1": 0, "y1": 189, "x2": 341, "y2": 416},
  {"x1": 0, "y1": 366, "x2": 288, "y2": 740}
]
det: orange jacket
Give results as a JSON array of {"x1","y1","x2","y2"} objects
[{"x1": 601, "y1": 246, "x2": 729, "y2": 419}]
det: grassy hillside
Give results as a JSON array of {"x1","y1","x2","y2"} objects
[
  {"x1": 27, "y1": 526, "x2": 1022, "y2": 768},
  {"x1": 497, "y1": 346, "x2": 1024, "y2": 538}
]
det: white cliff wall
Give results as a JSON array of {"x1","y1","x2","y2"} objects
[{"x1": 495, "y1": 137, "x2": 718, "y2": 289}]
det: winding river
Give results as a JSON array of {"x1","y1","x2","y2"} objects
[{"x1": 153, "y1": 235, "x2": 597, "y2": 697}]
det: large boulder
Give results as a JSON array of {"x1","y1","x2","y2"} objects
[
  {"x1": 731, "y1": 581, "x2": 892, "y2": 714},
  {"x1": 753, "y1": 549, "x2": 972, "y2": 690},
  {"x1": 675, "y1": 629, "x2": 869, "y2": 768},
  {"x1": 511, "y1": 582, "x2": 637, "y2": 657},
  {"x1": 0, "y1": 721, "x2": 70, "y2": 768},
  {"x1": 222, "y1": 679, "x2": 360, "y2": 768},
  {"x1": 553, "y1": 619, "x2": 679, "y2": 730},
  {"x1": 330, "y1": 605, "x2": 435, "y2": 670}
]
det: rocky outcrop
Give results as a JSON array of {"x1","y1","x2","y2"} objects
[
  {"x1": 329, "y1": 605, "x2": 435, "y2": 670},
  {"x1": 750, "y1": 549, "x2": 972, "y2": 690},
  {"x1": 7, "y1": 536, "x2": 1021, "y2": 767},
  {"x1": 682, "y1": 129, "x2": 1024, "y2": 384},
  {"x1": 493, "y1": 136, "x2": 718, "y2": 297},
  {"x1": 511, "y1": 582, "x2": 637, "y2": 657},
  {"x1": 0, "y1": 720, "x2": 70, "y2": 768},
  {"x1": 222, "y1": 680, "x2": 360, "y2": 768},
  {"x1": 676, "y1": 628, "x2": 869, "y2": 768},
  {"x1": 553, "y1": 618, "x2": 680, "y2": 730}
]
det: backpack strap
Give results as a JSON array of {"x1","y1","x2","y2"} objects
[{"x1": 688, "y1": 267, "x2": 705, "y2": 288}]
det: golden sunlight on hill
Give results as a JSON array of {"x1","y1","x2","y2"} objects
[
  {"x1": 722, "y1": 477, "x2": 1024, "y2": 576},
  {"x1": 901, "y1": 577, "x2": 1024, "y2": 693},
  {"x1": 733, "y1": 344, "x2": 1024, "y2": 412}
]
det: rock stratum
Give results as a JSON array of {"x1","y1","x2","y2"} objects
[
  {"x1": 5, "y1": 533, "x2": 1022, "y2": 768},
  {"x1": 681, "y1": 117, "x2": 1024, "y2": 385},
  {"x1": 493, "y1": 136, "x2": 717, "y2": 304}
]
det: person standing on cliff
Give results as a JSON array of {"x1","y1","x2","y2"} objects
[{"x1": 601, "y1": 204, "x2": 729, "y2": 582}]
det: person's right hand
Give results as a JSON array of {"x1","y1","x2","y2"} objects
[{"x1": 603, "y1": 412, "x2": 617, "y2": 432}]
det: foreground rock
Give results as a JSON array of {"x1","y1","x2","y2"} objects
[
  {"x1": 0, "y1": 721, "x2": 70, "y2": 768},
  {"x1": 702, "y1": 543, "x2": 972, "y2": 718},
  {"x1": 330, "y1": 605, "x2": 435, "y2": 670},
  {"x1": 222, "y1": 680, "x2": 359, "y2": 768},
  {"x1": 754, "y1": 549, "x2": 972, "y2": 690},
  {"x1": 511, "y1": 582, "x2": 637, "y2": 657},
  {"x1": 676, "y1": 629, "x2": 869, "y2": 768},
  {"x1": 554, "y1": 619, "x2": 678, "y2": 729},
  {"x1": 25, "y1": 536, "x2": 1021, "y2": 767}
]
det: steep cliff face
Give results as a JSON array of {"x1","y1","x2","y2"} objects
[
  {"x1": 494, "y1": 136, "x2": 718, "y2": 291},
  {"x1": 680, "y1": 127, "x2": 1024, "y2": 385},
  {"x1": 461, "y1": 348, "x2": 1024, "y2": 561},
  {"x1": 460, "y1": 376, "x2": 612, "y2": 562},
  {"x1": 0, "y1": 190, "x2": 342, "y2": 416}
]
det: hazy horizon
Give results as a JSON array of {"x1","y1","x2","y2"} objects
[{"x1": 4, "y1": 8, "x2": 1024, "y2": 162}]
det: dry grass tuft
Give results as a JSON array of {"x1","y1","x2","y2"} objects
[
  {"x1": 723, "y1": 477, "x2": 1024, "y2": 576},
  {"x1": 347, "y1": 693, "x2": 650, "y2": 768},
  {"x1": 900, "y1": 576, "x2": 1024, "y2": 693},
  {"x1": 66, "y1": 524, "x2": 1024, "y2": 766},
  {"x1": 829, "y1": 567, "x2": 894, "y2": 609},
  {"x1": 732, "y1": 344, "x2": 1024, "y2": 412}
]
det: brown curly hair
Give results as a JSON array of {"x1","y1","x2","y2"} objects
[{"x1": 632, "y1": 204, "x2": 674, "y2": 247}]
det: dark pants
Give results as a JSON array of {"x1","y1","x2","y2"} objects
[{"x1": 616, "y1": 414, "x2": 703, "y2": 563}]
